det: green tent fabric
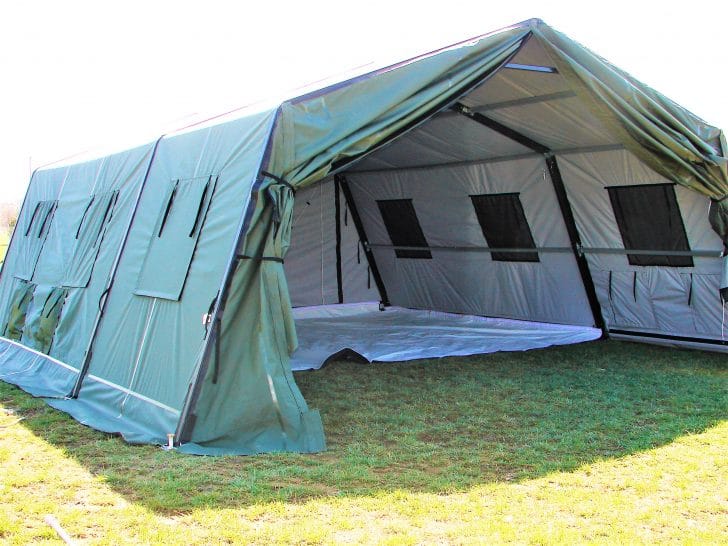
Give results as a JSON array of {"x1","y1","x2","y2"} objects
[
  {"x1": 62, "y1": 190, "x2": 120, "y2": 288},
  {"x1": 531, "y1": 24, "x2": 728, "y2": 252},
  {"x1": 182, "y1": 20, "x2": 728, "y2": 453},
  {"x1": 180, "y1": 25, "x2": 530, "y2": 453},
  {"x1": 52, "y1": 110, "x2": 278, "y2": 447},
  {"x1": 1, "y1": 19, "x2": 726, "y2": 456},
  {"x1": 178, "y1": 182, "x2": 325, "y2": 454},
  {"x1": 0, "y1": 142, "x2": 157, "y2": 401}
]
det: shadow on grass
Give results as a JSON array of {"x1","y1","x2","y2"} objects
[{"x1": 1, "y1": 340, "x2": 726, "y2": 514}]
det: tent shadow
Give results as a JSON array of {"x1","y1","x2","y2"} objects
[{"x1": 3, "y1": 340, "x2": 726, "y2": 514}]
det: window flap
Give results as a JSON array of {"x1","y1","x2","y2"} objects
[
  {"x1": 135, "y1": 175, "x2": 218, "y2": 301},
  {"x1": 21, "y1": 285, "x2": 68, "y2": 354},
  {"x1": 13, "y1": 200, "x2": 57, "y2": 281},
  {"x1": 2, "y1": 280, "x2": 36, "y2": 341},
  {"x1": 63, "y1": 190, "x2": 120, "y2": 288}
]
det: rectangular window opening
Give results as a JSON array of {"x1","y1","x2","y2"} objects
[
  {"x1": 470, "y1": 193, "x2": 539, "y2": 262},
  {"x1": 607, "y1": 183, "x2": 693, "y2": 267},
  {"x1": 376, "y1": 199, "x2": 431, "y2": 259},
  {"x1": 2, "y1": 281, "x2": 36, "y2": 341}
]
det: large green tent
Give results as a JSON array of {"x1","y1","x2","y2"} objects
[{"x1": 0, "y1": 19, "x2": 726, "y2": 455}]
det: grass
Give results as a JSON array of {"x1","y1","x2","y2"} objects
[
  {"x1": 0, "y1": 230, "x2": 8, "y2": 264},
  {"x1": 0, "y1": 340, "x2": 726, "y2": 544}
]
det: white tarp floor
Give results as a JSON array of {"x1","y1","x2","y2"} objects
[{"x1": 290, "y1": 302, "x2": 602, "y2": 371}]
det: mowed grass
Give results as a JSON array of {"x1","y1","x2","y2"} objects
[
  {"x1": 0, "y1": 230, "x2": 8, "y2": 264},
  {"x1": 0, "y1": 340, "x2": 726, "y2": 544}
]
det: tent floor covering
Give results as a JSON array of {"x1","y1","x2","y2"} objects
[{"x1": 290, "y1": 303, "x2": 602, "y2": 371}]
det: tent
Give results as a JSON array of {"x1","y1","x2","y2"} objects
[{"x1": 0, "y1": 19, "x2": 726, "y2": 455}]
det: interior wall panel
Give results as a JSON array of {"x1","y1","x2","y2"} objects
[
  {"x1": 347, "y1": 156, "x2": 594, "y2": 326},
  {"x1": 285, "y1": 180, "x2": 338, "y2": 307},
  {"x1": 558, "y1": 149, "x2": 725, "y2": 339},
  {"x1": 286, "y1": 178, "x2": 378, "y2": 307}
]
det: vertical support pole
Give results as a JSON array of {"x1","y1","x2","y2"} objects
[
  {"x1": 545, "y1": 154, "x2": 606, "y2": 331},
  {"x1": 336, "y1": 174, "x2": 390, "y2": 306},
  {"x1": 333, "y1": 178, "x2": 344, "y2": 304}
]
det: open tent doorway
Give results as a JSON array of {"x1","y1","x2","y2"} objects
[
  {"x1": 281, "y1": 35, "x2": 725, "y2": 372},
  {"x1": 284, "y1": 164, "x2": 604, "y2": 372}
]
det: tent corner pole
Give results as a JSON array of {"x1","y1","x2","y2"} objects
[
  {"x1": 545, "y1": 154, "x2": 606, "y2": 332},
  {"x1": 174, "y1": 110, "x2": 282, "y2": 446}
]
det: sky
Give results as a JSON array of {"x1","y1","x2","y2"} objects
[{"x1": 1, "y1": 0, "x2": 726, "y2": 205}]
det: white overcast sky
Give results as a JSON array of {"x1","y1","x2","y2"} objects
[{"x1": 1, "y1": 0, "x2": 726, "y2": 204}]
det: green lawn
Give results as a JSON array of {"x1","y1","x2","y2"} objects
[
  {"x1": 1, "y1": 340, "x2": 726, "y2": 544},
  {"x1": 0, "y1": 230, "x2": 8, "y2": 264}
]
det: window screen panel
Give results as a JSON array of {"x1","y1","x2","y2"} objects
[
  {"x1": 470, "y1": 193, "x2": 539, "y2": 262},
  {"x1": 376, "y1": 199, "x2": 431, "y2": 259},
  {"x1": 23, "y1": 286, "x2": 68, "y2": 354},
  {"x1": 2, "y1": 280, "x2": 35, "y2": 341},
  {"x1": 607, "y1": 184, "x2": 693, "y2": 267},
  {"x1": 135, "y1": 175, "x2": 218, "y2": 300}
]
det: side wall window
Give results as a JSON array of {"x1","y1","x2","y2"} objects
[
  {"x1": 470, "y1": 193, "x2": 539, "y2": 262},
  {"x1": 607, "y1": 184, "x2": 693, "y2": 267},
  {"x1": 376, "y1": 199, "x2": 432, "y2": 259},
  {"x1": 135, "y1": 175, "x2": 218, "y2": 300},
  {"x1": 23, "y1": 286, "x2": 68, "y2": 354},
  {"x1": 2, "y1": 280, "x2": 36, "y2": 341}
]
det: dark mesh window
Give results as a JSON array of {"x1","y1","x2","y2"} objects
[
  {"x1": 607, "y1": 184, "x2": 693, "y2": 267},
  {"x1": 376, "y1": 199, "x2": 431, "y2": 259},
  {"x1": 470, "y1": 193, "x2": 539, "y2": 262}
]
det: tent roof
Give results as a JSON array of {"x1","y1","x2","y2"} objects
[{"x1": 36, "y1": 18, "x2": 725, "y2": 182}]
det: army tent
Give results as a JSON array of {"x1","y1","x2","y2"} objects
[{"x1": 0, "y1": 19, "x2": 726, "y2": 455}]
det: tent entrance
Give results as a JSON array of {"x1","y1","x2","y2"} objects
[
  {"x1": 283, "y1": 37, "x2": 606, "y2": 365},
  {"x1": 283, "y1": 32, "x2": 727, "y2": 361},
  {"x1": 283, "y1": 161, "x2": 601, "y2": 368}
]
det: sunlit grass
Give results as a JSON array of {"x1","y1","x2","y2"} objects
[
  {"x1": 0, "y1": 230, "x2": 8, "y2": 264},
  {"x1": 1, "y1": 340, "x2": 726, "y2": 544}
]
